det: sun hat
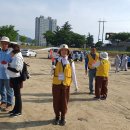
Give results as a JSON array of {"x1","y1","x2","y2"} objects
[
  {"x1": 0, "y1": 36, "x2": 10, "y2": 43},
  {"x1": 58, "y1": 44, "x2": 70, "y2": 55},
  {"x1": 100, "y1": 52, "x2": 109, "y2": 60},
  {"x1": 60, "y1": 44, "x2": 69, "y2": 49}
]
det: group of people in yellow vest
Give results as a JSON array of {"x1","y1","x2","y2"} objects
[{"x1": 51, "y1": 44, "x2": 110, "y2": 126}]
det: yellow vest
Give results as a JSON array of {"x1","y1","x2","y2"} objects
[
  {"x1": 88, "y1": 53, "x2": 99, "y2": 69},
  {"x1": 53, "y1": 61, "x2": 72, "y2": 86},
  {"x1": 96, "y1": 60, "x2": 110, "y2": 77}
]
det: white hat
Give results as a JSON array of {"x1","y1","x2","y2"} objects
[
  {"x1": 60, "y1": 44, "x2": 69, "y2": 49},
  {"x1": 0, "y1": 36, "x2": 10, "y2": 43},
  {"x1": 100, "y1": 52, "x2": 109, "y2": 60},
  {"x1": 58, "y1": 44, "x2": 70, "y2": 55}
]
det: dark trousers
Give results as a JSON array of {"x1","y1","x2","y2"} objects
[
  {"x1": 95, "y1": 76, "x2": 108, "y2": 98},
  {"x1": 10, "y1": 77, "x2": 22, "y2": 113},
  {"x1": 52, "y1": 84, "x2": 70, "y2": 119}
]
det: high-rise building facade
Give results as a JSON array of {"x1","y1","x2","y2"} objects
[{"x1": 35, "y1": 16, "x2": 57, "y2": 46}]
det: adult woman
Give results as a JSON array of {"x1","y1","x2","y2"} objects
[
  {"x1": 52, "y1": 44, "x2": 78, "y2": 125},
  {"x1": 7, "y1": 43, "x2": 23, "y2": 117}
]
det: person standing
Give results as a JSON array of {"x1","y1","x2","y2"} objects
[
  {"x1": 85, "y1": 46, "x2": 99, "y2": 94},
  {"x1": 114, "y1": 54, "x2": 121, "y2": 73},
  {"x1": 121, "y1": 54, "x2": 128, "y2": 71},
  {"x1": 0, "y1": 36, "x2": 14, "y2": 111},
  {"x1": 123, "y1": 54, "x2": 128, "y2": 71},
  {"x1": 7, "y1": 43, "x2": 24, "y2": 117},
  {"x1": 52, "y1": 44, "x2": 78, "y2": 126},
  {"x1": 93, "y1": 52, "x2": 110, "y2": 100}
]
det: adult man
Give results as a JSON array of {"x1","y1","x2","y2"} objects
[
  {"x1": 85, "y1": 46, "x2": 99, "y2": 94},
  {"x1": 0, "y1": 36, "x2": 14, "y2": 111}
]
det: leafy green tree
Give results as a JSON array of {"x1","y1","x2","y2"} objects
[
  {"x1": 44, "y1": 31, "x2": 55, "y2": 46},
  {"x1": 70, "y1": 32, "x2": 86, "y2": 47},
  {"x1": 20, "y1": 35, "x2": 27, "y2": 43},
  {"x1": 0, "y1": 25, "x2": 18, "y2": 41},
  {"x1": 95, "y1": 41, "x2": 103, "y2": 47},
  {"x1": 31, "y1": 39, "x2": 36, "y2": 46},
  {"x1": 110, "y1": 32, "x2": 130, "y2": 42},
  {"x1": 86, "y1": 33, "x2": 94, "y2": 47},
  {"x1": 61, "y1": 21, "x2": 72, "y2": 31},
  {"x1": 56, "y1": 22, "x2": 72, "y2": 46},
  {"x1": 44, "y1": 22, "x2": 93, "y2": 48}
]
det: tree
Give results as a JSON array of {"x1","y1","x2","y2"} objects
[
  {"x1": 95, "y1": 41, "x2": 103, "y2": 47},
  {"x1": 57, "y1": 22, "x2": 72, "y2": 46},
  {"x1": 20, "y1": 35, "x2": 27, "y2": 43},
  {"x1": 44, "y1": 31, "x2": 55, "y2": 46},
  {"x1": 44, "y1": 22, "x2": 94, "y2": 48},
  {"x1": 70, "y1": 32, "x2": 86, "y2": 47},
  {"x1": 110, "y1": 32, "x2": 130, "y2": 42},
  {"x1": 61, "y1": 21, "x2": 72, "y2": 31},
  {"x1": 0, "y1": 25, "x2": 18, "y2": 41},
  {"x1": 86, "y1": 33, "x2": 94, "y2": 47}
]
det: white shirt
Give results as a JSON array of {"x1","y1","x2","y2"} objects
[{"x1": 7, "y1": 52, "x2": 24, "y2": 78}]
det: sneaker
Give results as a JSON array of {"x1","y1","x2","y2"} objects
[
  {"x1": 59, "y1": 118, "x2": 66, "y2": 126},
  {"x1": 53, "y1": 117, "x2": 60, "y2": 125},
  {"x1": 10, "y1": 113, "x2": 22, "y2": 117},
  {"x1": 93, "y1": 96, "x2": 100, "y2": 100},
  {"x1": 74, "y1": 88, "x2": 79, "y2": 93},
  {"x1": 89, "y1": 92, "x2": 94, "y2": 95},
  {"x1": 100, "y1": 96, "x2": 106, "y2": 100},
  {"x1": 8, "y1": 110, "x2": 15, "y2": 114}
]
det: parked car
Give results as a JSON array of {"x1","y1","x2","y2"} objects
[
  {"x1": 72, "y1": 50, "x2": 84, "y2": 61},
  {"x1": 21, "y1": 49, "x2": 37, "y2": 57},
  {"x1": 48, "y1": 48, "x2": 59, "y2": 59}
]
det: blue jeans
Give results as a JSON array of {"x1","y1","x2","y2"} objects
[
  {"x1": 88, "y1": 69, "x2": 96, "y2": 93},
  {"x1": 0, "y1": 79, "x2": 14, "y2": 105}
]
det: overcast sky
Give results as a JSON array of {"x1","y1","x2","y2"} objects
[{"x1": 0, "y1": 0, "x2": 130, "y2": 42}]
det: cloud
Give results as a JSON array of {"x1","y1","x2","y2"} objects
[{"x1": 0, "y1": 0, "x2": 130, "y2": 42}]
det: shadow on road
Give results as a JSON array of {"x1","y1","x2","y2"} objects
[{"x1": 0, "y1": 120, "x2": 53, "y2": 130}]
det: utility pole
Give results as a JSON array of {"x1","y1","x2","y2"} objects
[
  {"x1": 98, "y1": 20, "x2": 101, "y2": 42},
  {"x1": 98, "y1": 20, "x2": 107, "y2": 43}
]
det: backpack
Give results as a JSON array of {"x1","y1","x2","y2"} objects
[{"x1": 20, "y1": 62, "x2": 30, "y2": 82}]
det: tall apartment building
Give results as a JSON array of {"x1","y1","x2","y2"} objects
[{"x1": 35, "y1": 16, "x2": 57, "y2": 46}]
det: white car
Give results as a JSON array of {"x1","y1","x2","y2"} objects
[{"x1": 21, "y1": 49, "x2": 37, "y2": 57}]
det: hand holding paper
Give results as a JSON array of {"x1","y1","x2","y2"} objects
[{"x1": 92, "y1": 61, "x2": 101, "y2": 68}]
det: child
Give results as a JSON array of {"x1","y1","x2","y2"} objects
[{"x1": 92, "y1": 52, "x2": 110, "y2": 100}]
